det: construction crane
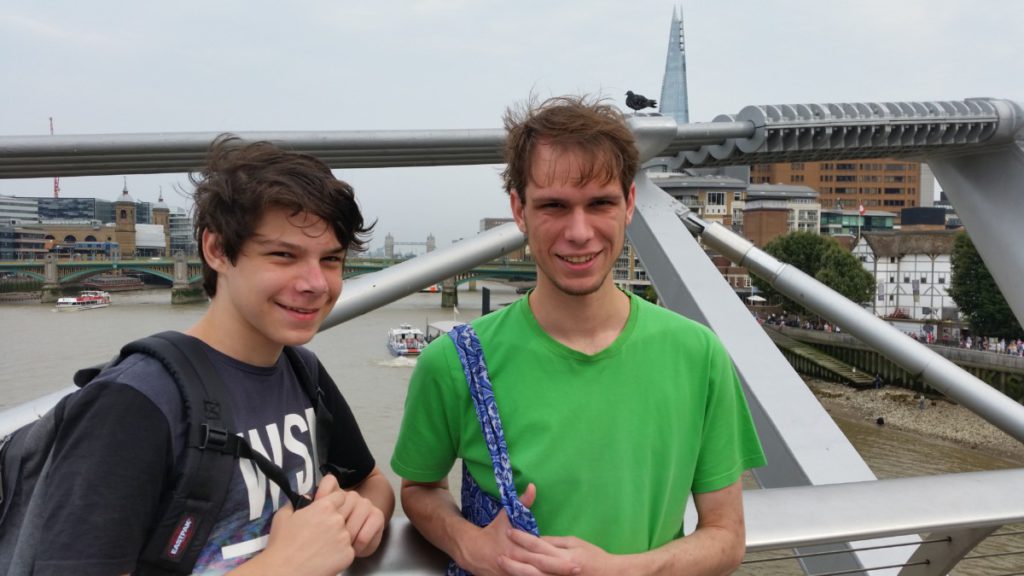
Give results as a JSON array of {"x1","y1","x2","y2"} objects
[{"x1": 49, "y1": 117, "x2": 60, "y2": 198}]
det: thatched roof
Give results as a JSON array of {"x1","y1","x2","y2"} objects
[{"x1": 862, "y1": 230, "x2": 960, "y2": 257}]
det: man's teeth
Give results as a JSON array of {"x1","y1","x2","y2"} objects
[
  {"x1": 285, "y1": 305, "x2": 316, "y2": 313},
  {"x1": 561, "y1": 254, "x2": 593, "y2": 263}
]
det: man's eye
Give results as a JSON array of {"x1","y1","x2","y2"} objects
[{"x1": 270, "y1": 252, "x2": 294, "y2": 259}]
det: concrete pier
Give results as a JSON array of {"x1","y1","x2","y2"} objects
[
  {"x1": 441, "y1": 277, "x2": 458, "y2": 308},
  {"x1": 170, "y1": 251, "x2": 206, "y2": 304},
  {"x1": 40, "y1": 254, "x2": 61, "y2": 303}
]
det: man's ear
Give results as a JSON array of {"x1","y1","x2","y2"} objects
[
  {"x1": 201, "y1": 230, "x2": 230, "y2": 272},
  {"x1": 510, "y1": 191, "x2": 527, "y2": 233},
  {"x1": 624, "y1": 183, "x2": 636, "y2": 225}
]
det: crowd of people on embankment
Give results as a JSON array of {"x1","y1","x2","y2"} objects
[
  {"x1": 955, "y1": 335, "x2": 1024, "y2": 356},
  {"x1": 758, "y1": 311, "x2": 1024, "y2": 357}
]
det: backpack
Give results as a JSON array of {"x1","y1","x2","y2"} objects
[{"x1": 0, "y1": 331, "x2": 335, "y2": 575}]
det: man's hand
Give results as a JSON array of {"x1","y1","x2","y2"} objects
[
  {"x1": 500, "y1": 531, "x2": 621, "y2": 576},
  {"x1": 458, "y1": 484, "x2": 580, "y2": 576}
]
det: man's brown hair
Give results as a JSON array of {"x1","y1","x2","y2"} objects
[
  {"x1": 190, "y1": 134, "x2": 373, "y2": 297},
  {"x1": 501, "y1": 95, "x2": 639, "y2": 203}
]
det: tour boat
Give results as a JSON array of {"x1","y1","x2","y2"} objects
[
  {"x1": 387, "y1": 324, "x2": 427, "y2": 356},
  {"x1": 55, "y1": 290, "x2": 112, "y2": 311}
]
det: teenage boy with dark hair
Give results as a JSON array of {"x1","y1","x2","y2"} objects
[
  {"x1": 32, "y1": 135, "x2": 394, "y2": 575},
  {"x1": 393, "y1": 97, "x2": 765, "y2": 575}
]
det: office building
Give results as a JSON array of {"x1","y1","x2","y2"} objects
[
  {"x1": 0, "y1": 194, "x2": 39, "y2": 224},
  {"x1": 750, "y1": 160, "x2": 935, "y2": 222}
]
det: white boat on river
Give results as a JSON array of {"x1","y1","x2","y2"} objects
[
  {"x1": 55, "y1": 290, "x2": 111, "y2": 311},
  {"x1": 386, "y1": 324, "x2": 426, "y2": 356}
]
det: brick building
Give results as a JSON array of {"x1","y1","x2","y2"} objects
[{"x1": 750, "y1": 160, "x2": 934, "y2": 222}]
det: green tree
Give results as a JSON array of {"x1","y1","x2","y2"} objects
[
  {"x1": 948, "y1": 232, "x2": 1024, "y2": 339},
  {"x1": 751, "y1": 231, "x2": 875, "y2": 315},
  {"x1": 640, "y1": 284, "x2": 659, "y2": 304}
]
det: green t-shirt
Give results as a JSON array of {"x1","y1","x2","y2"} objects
[{"x1": 392, "y1": 292, "x2": 766, "y2": 554}]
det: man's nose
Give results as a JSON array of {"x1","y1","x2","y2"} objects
[{"x1": 564, "y1": 208, "x2": 593, "y2": 242}]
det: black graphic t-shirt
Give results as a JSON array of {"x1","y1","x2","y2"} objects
[{"x1": 35, "y1": 339, "x2": 374, "y2": 576}]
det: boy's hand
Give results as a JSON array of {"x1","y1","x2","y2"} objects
[
  {"x1": 255, "y1": 474, "x2": 355, "y2": 575},
  {"x1": 336, "y1": 485, "x2": 387, "y2": 557}
]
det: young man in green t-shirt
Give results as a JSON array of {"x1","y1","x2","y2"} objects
[{"x1": 392, "y1": 96, "x2": 766, "y2": 575}]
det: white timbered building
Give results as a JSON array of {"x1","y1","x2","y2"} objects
[{"x1": 853, "y1": 230, "x2": 959, "y2": 321}]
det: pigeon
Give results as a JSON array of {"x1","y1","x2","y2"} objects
[{"x1": 625, "y1": 91, "x2": 657, "y2": 113}]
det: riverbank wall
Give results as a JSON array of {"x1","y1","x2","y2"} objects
[{"x1": 776, "y1": 326, "x2": 1024, "y2": 403}]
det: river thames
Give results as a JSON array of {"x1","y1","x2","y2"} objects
[{"x1": 1, "y1": 285, "x2": 1020, "y2": 574}]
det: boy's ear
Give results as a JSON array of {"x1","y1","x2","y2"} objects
[{"x1": 201, "y1": 230, "x2": 229, "y2": 272}]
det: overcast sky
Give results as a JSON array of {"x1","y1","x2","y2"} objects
[{"x1": 2, "y1": 0, "x2": 1022, "y2": 250}]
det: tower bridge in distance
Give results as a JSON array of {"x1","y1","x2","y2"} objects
[
  {"x1": 0, "y1": 253, "x2": 535, "y2": 306},
  {"x1": 383, "y1": 232, "x2": 436, "y2": 259}
]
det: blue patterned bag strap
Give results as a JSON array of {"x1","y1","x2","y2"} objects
[
  {"x1": 449, "y1": 323, "x2": 539, "y2": 534},
  {"x1": 446, "y1": 324, "x2": 538, "y2": 575}
]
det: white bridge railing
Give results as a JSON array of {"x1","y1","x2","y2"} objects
[{"x1": 346, "y1": 467, "x2": 1024, "y2": 575}]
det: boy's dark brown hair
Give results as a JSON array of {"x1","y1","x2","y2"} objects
[
  {"x1": 501, "y1": 95, "x2": 639, "y2": 203},
  {"x1": 190, "y1": 134, "x2": 373, "y2": 296}
]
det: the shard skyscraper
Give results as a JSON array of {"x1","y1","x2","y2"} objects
[{"x1": 658, "y1": 6, "x2": 689, "y2": 124}]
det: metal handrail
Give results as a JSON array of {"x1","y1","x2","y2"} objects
[
  {"x1": 742, "y1": 469, "x2": 1024, "y2": 552},
  {"x1": 2, "y1": 98, "x2": 1020, "y2": 178},
  {"x1": 352, "y1": 468, "x2": 1024, "y2": 574}
]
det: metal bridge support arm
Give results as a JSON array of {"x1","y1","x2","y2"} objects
[
  {"x1": 628, "y1": 171, "x2": 915, "y2": 575},
  {"x1": 926, "y1": 120, "x2": 1024, "y2": 327}
]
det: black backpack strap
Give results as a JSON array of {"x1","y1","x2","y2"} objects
[
  {"x1": 281, "y1": 347, "x2": 330, "y2": 474},
  {"x1": 128, "y1": 332, "x2": 239, "y2": 574},
  {"x1": 128, "y1": 333, "x2": 308, "y2": 575},
  {"x1": 280, "y1": 348, "x2": 355, "y2": 487}
]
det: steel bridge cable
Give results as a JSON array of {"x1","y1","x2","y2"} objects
[{"x1": 741, "y1": 536, "x2": 953, "y2": 564}]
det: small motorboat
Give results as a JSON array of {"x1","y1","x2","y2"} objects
[{"x1": 387, "y1": 324, "x2": 427, "y2": 356}]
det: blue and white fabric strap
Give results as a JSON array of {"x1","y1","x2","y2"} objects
[{"x1": 449, "y1": 323, "x2": 539, "y2": 535}]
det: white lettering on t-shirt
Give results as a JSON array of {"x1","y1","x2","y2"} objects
[
  {"x1": 283, "y1": 413, "x2": 313, "y2": 495},
  {"x1": 305, "y1": 407, "x2": 318, "y2": 473},
  {"x1": 237, "y1": 412, "x2": 315, "y2": 521},
  {"x1": 238, "y1": 441, "x2": 268, "y2": 521},
  {"x1": 262, "y1": 423, "x2": 285, "y2": 509}
]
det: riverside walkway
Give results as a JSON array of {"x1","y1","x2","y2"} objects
[{"x1": 772, "y1": 325, "x2": 1024, "y2": 401}]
